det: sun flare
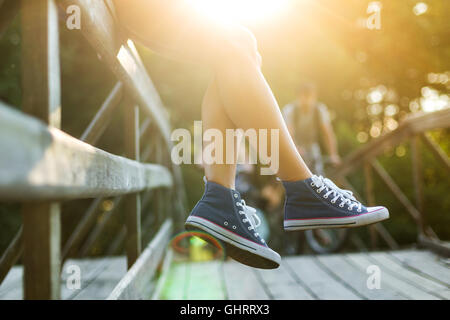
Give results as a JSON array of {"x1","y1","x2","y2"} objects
[{"x1": 188, "y1": 0, "x2": 290, "y2": 23}]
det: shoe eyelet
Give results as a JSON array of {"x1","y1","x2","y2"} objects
[
  {"x1": 339, "y1": 204, "x2": 344, "y2": 208},
  {"x1": 224, "y1": 221, "x2": 228, "y2": 226},
  {"x1": 233, "y1": 193, "x2": 238, "y2": 198},
  {"x1": 347, "y1": 207, "x2": 352, "y2": 211},
  {"x1": 331, "y1": 200, "x2": 336, "y2": 204},
  {"x1": 248, "y1": 227, "x2": 251, "y2": 230},
  {"x1": 316, "y1": 189, "x2": 321, "y2": 193},
  {"x1": 232, "y1": 225, "x2": 237, "y2": 229},
  {"x1": 310, "y1": 182, "x2": 315, "y2": 187},
  {"x1": 239, "y1": 210, "x2": 244, "y2": 214},
  {"x1": 323, "y1": 195, "x2": 328, "y2": 199}
]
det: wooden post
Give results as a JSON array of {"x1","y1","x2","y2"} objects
[
  {"x1": 153, "y1": 142, "x2": 166, "y2": 227},
  {"x1": 21, "y1": 0, "x2": 61, "y2": 300},
  {"x1": 124, "y1": 105, "x2": 141, "y2": 268},
  {"x1": 411, "y1": 136, "x2": 426, "y2": 235},
  {"x1": 363, "y1": 162, "x2": 378, "y2": 249}
]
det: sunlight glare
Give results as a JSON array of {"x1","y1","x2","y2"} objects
[
  {"x1": 188, "y1": 0, "x2": 289, "y2": 23},
  {"x1": 413, "y1": 2, "x2": 428, "y2": 16}
]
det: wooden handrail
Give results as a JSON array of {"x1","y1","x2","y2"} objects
[
  {"x1": 0, "y1": 102, "x2": 173, "y2": 201},
  {"x1": 327, "y1": 108, "x2": 449, "y2": 253},
  {"x1": 62, "y1": 106, "x2": 156, "y2": 261},
  {"x1": 370, "y1": 160, "x2": 421, "y2": 223},
  {"x1": 107, "y1": 219, "x2": 173, "y2": 300},
  {"x1": 325, "y1": 108, "x2": 450, "y2": 250},
  {"x1": 331, "y1": 107, "x2": 450, "y2": 179}
]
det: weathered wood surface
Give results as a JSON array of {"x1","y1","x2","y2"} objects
[
  {"x1": 151, "y1": 249, "x2": 174, "y2": 300},
  {"x1": 0, "y1": 102, "x2": 172, "y2": 201},
  {"x1": 20, "y1": 0, "x2": 62, "y2": 300},
  {"x1": 124, "y1": 105, "x2": 142, "y2": 268},
  {"x1": 0, "y1": 257, "x2": 127, "y2": 300},
  {"x1": 107, "y1": 219, "x2": 173, "y2": 299},
  {"x1": 345, "y1": 253, "x2": 439, "y2": 299},
  {"x1": 256, "y1": 263, "x2": 314, "y2": 299},
  {"x1": 315, "y1": 254, "x2": 404, "y2": 299},
  {"x1": 186, "y1": 261, "x2": 226, "y2": 300},
  {"x1": 368, "y1": 252, "x2": 450, "y2": 299},
  {"x1": 160, "y1": 249, "x2": 449, "y2": 300},
  {"x1": 389, "y1": 250, "x2": 450, "y2": 286},
  {"x1": 64, "y1": 257, "x2": 127, "y2": 300},
  {"x1": 418, "y1": 234, "x2": 450, "y2": 258},
  {"x1": 286, "y1": 256, "x2": 362, "y2": 299},
  {"x1": 2, "y1": 249, "x2": 448, "y2": 300}
]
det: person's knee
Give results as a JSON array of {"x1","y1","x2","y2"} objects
[{"x1": 217, "y1": 26, "x2": 262, "y2": 67}]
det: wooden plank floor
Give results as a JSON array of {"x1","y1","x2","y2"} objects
[
  {"x1": 0, "y1": 257, "x2": 126, "y2": 300},
  {"x1": 160, "y1": 249, "x2": 450, "y2": 300},
  {"x1": 1, "y1": 250, "x2": 448, "y2": 300}
]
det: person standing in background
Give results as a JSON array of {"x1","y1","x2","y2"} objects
[{"x1": 282, "y1": 83, "x2": 341, "y2": 175}]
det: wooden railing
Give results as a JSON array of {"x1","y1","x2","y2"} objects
[
  {"x1": 329, "y1": 107, "x2": 450, "y2": 255},
  {"x1": 0, "y1": 0, "x2": 186, "y2": 299}
]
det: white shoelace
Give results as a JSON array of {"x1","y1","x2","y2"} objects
[
  {"x1": 311, "y1": 175, "x2": 362, "y2": 212},
  {"x1": 236, "y1": 199, "x2": 265, "y2": 242},
  {"x1": 202, "y1": 177, "x2": 265, "y2": 243}
]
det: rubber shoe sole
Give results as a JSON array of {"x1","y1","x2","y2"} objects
[
  {"x1": 284, "y1": 206, "x2": 389, "y2": 231},
  {"x1": 185, "y1": 216, "x2": 280, "y2": 269}
]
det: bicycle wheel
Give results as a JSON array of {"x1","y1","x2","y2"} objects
[{"x1": 305, "y1": 228, "x2": 349, "y2": 254}]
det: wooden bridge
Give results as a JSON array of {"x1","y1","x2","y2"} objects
[{"x1": 0, "y1": 0, "x2": 449, "y2": 300}]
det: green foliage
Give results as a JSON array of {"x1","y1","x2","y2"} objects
[{"x1": 0, "y1": 19, "x2": 21, "y2": 107}]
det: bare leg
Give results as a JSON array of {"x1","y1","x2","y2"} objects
[
  {"x1": 202, "y1": 79, "x2": 237, "y2": 189},
  {"x1": 212, "y1": 36, "x2": 311, "y2": 182},
  {"x1": 114, "y1": 0, "x2": 312, "y2": 185}
]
